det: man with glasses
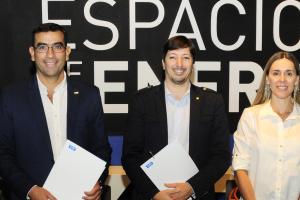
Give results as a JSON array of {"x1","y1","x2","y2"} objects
[{"x1": 0, "y1": 23, "x2": 111, "y2": 200}]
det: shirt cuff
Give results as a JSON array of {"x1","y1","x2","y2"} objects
[
  {"x1": 26, "y1": 185, "x2": 37, "y2": 200},
  {"x1": 186, "y1": 182, "x2": 196, "y2": 199}
]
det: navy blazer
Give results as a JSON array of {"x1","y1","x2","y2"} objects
[
  {"x1": 0, "y1": 76, "x2": 111, "y2": 199},
  {"x1": 121, "y1": 84, "x2": 231, "y2": 200}
]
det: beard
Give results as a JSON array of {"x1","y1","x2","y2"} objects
[
  {"x1": 167, "y1": 67, "x2": 192, "y2": 85},
  {"x1": 170, "y1": 76, "x2": 190, "y2": 85}
]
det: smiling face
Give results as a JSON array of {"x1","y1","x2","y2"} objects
[
  {"x1": 266, "y1": 58, "x2": 299, "y2": 101},
  {"x1": 163, "y1": 47, "x2": 193, "y2": 86},
  {"x1": 29, "y1": 31, "x2": 71, "y2": 82}
]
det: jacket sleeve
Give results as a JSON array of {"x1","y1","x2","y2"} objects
[
  {"x1": 0, "y1": 90, "x2": 35, "y2": 199},
  {"x1": 188, "y1": 94, "x2": 231, "y2": 198},
  {"x1": 87, "y1": 88, "x2": 112, "y2": 183},
  {"x1": 122, "y1": 93, "x2": 159, "y2": 199}
]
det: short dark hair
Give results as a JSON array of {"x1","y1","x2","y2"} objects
[
  {"x1": 162, "y1": 35, "x2": 196, "y2": 63},
  {"x1": 32, "y1": 23, "x2": 67, "y2": 46}
]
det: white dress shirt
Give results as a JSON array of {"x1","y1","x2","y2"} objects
[
  {"x1": 232, "y1": 100, "x2": 300, "y2": 200},
  {"x1": 165, "y1": 84, "x2": 190, "y2": 154},
  {"x1": 165, "y1": 84, "x2": 194, "y2": 200},
  {"x1": 37, "y1": 73, "x2": 67, "y2": 161}
]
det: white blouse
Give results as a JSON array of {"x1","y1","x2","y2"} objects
[{"x1": 232, "y1": 101, "x2": 300, "y2": 200}]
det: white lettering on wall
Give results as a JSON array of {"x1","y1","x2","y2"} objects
[
  {"x1": 273, "y1": 0, "x2": 300, "y2": 51},
  {"x1": 256, "y1": 0, "x2": 263, "y2": 51},
  {"x1": 137, "y1": 61, "x2": 160, "y2": 90},
  {"x1": 129, "y1": 0, "x2": 164, "y2": 49},
  {"x1": 94, "y1": 61, "x2": 128, "y2": 113},
  {"x1": 67, "y1": 61, "x2": 82, "y2": 76},
  {"x1": 169, "y1": 0, "x2": 205, "y2": 50},
  {"x1": 229, "y1": 62, "x2": 263, "y2": 112},
  {"x1": 211, "y1": 0, "x2": 246, "y2": 51},
  {"x1": 41, "y1": 0, "x2": 74, "y2": 24},
  {"x1": 192, "y1": 61, "x2": 221, "y2": 91},
  {"x1": 84, "y1": 0, "x2": 119, "y2": 50}
]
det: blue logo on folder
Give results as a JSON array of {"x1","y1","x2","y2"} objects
[
  {"x1": 68, "y1": 144, "x2": 76, "y2": 151},
  {"x1": 145, "y1": 161, "x2": 153, "y2": 168}
]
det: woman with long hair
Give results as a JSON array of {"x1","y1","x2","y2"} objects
[{"x1": 232, "y1": 51, "x2": 300, "y2": 200}]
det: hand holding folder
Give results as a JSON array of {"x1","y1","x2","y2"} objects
[
  {"x1": 43, "y1": 140, "x2": 106, "y2": 200},
  {"x1": 141, "y1": 141, "x2": 199, "y2": 191}
]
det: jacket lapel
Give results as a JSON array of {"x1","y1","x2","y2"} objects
[
  {"x1": 66, "y1": 79, "x2": 80, "y2": 139},
  {"x1": 189, "y1": 85, "x2": 202, "y2": 155},
  {"x1": 156, "y1": 84, "x2": 168, "y2": 146},
  {"x1": 28, "y1": 76, "x2": 54, "y2": 160}
]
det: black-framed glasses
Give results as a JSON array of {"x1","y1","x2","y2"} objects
[{"x1": 34, "y1": 42, "x2": 66, "y2": 53}]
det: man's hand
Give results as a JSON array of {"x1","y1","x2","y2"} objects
[
  {"x1": 82, "y1": 182, "x2": 102, "y2": 200},
  {"x1": 165, "y1": 183, "x2": 193, "y2": 200},
  {"x1": 153, "y1": 189, "x2": 176, "y2": 200},
  {"x1": 153, "y1": 182, "x2": 193, "y2": 200},
  {"x1": 28, "y1": 186, "x2": 57, "y2": 200}
]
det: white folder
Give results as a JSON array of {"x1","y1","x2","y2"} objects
[
  {"x1": 43, "y1": 140, "x2": 106, "y2": 200},
  {"x1": 141, "y1": 141, "x2": 199, "y2": 190}
]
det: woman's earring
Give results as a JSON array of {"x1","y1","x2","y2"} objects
[
  {"x1": 293, "y1": 85, "x2": 299, "y2": 100},
  {"x1": 264, "y1": 84, "x2": 271, "y2": 99}
]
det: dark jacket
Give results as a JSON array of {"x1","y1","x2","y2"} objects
[
  {"x1": 0, "y1": 76, "x2": 111, "y2": 200},
  {"x1": 121, "y1": 84, "x2": 231, "y2": 200}
]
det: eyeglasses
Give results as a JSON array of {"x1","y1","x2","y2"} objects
[{"x1": 34, "y1": 43, "x2": 66, "y2": 53}]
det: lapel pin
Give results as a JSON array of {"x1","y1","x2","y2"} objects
[
  {"x1": 196, "y1": 97, "x2": 200, "y2": 100},
  {"x1": 73, "y1": 91, "x2": 79, "y2": 95}
]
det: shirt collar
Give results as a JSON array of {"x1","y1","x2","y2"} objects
[
  {"x1": 164, "y1": 82, "x2": 191, "y2": 107},
  {"x1": 260, "y1": 100, "x2": 300, "y2": 120},
  {"x1": 37, "y1": 72, "x2": 67, "y2": 96},
  {"x1": 164, "y1": 82, "x2": 191, "y2": 99}
]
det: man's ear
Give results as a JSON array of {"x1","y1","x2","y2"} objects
[
  {"x1": 29, "y1": 47, "x2": 35, "y2": 61},
  {"x1": 65, "y1": 46, "x2": 71, "y2": 61},
  {"x1": 162, "y1": 59, "x2": 165, "y2": 70}
]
